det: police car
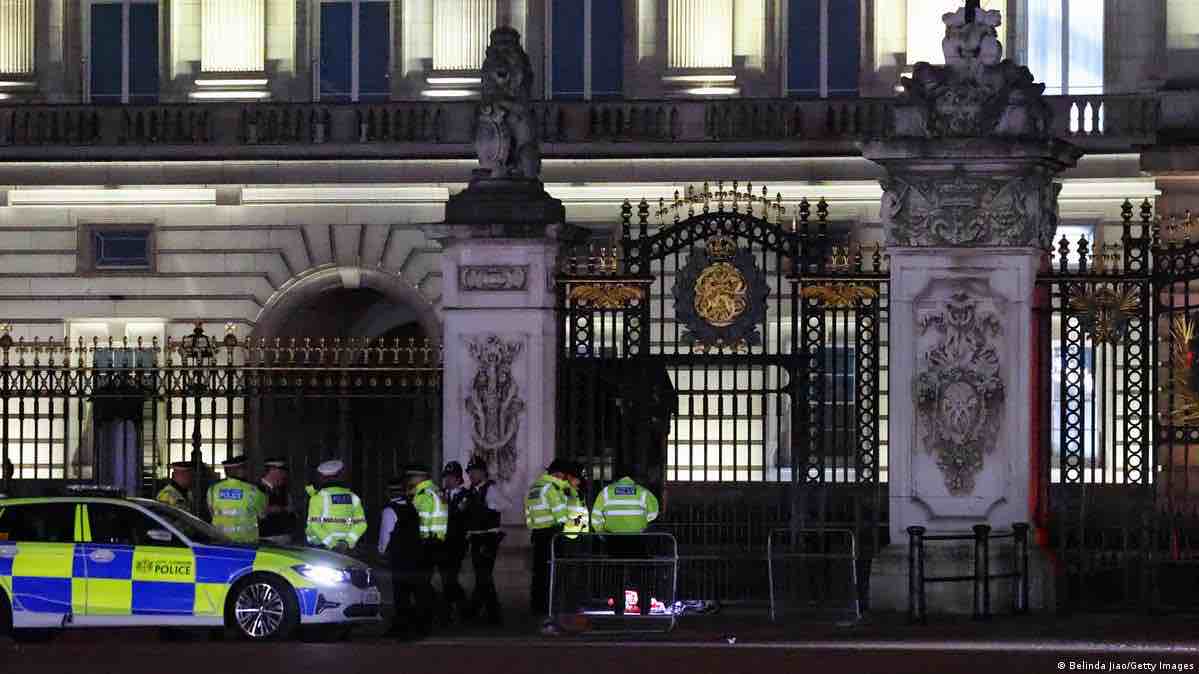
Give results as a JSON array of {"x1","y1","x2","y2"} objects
[{"x1": 0, "y1": 490, "x2": 381, "y2": 641}]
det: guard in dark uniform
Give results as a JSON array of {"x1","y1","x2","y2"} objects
[
  {"x1": 464, "y1": 455, "x2": 509, "y2": 625},
  {"x1": 438, "y1": 461, "x2": 469, "y2": 623},
  {"x1": 378, "y1": 473, "x2": 433, "y2": 640},
  {"x1": 258, "y1": 457, "x2": 295, "y2": 544}
]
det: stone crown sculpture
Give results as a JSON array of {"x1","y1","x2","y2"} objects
[
  {"x1": 474, "y1": 26, "x2": 541, "y2": 181},
  {"x1": 894, "y1": 0, "x2": 1051, "y2": 139}
]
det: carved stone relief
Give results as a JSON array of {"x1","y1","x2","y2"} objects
[
  {"x1": 458, "y1": 265, "x2": 529, "y2": 292},
  {"x1": 880, "y1": 173, "x2": 1060, "y2": 249},
  {"x1": 464, "y1": 334, "x2": 525, "y2": 482},
  {"x1": 914, "y1": 292, "x2": 1005, "y2": 496}
]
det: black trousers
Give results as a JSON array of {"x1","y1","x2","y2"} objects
[
  {"x1": 530, "y1": 527, "x2": 559, "y2": 616},
  {"x1": 436, "y1": 542, "x2": 467, "y2": 611},
  {"x1": 468, "y1": 532, "x2": 504, "y2": 621},
  {"x1": 390, "y1": 566, "x2": 433, "y2": 637}
]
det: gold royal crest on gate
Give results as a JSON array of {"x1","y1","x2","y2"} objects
[{"x1": 673, "y1": 235, "x2": 770, "y2": 350}]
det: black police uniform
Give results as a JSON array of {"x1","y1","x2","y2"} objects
[
  {"x1": 438, "y1": 482, "x2": 470, "y2": 620},
  {"x1": 465, "y1": 478, "x2": 504, "y2": 623},
  {"x1": 258, "y1": 479, "x2": 294, "y2": 540},
  {"x1": 384, "y1": 492, "x2": 433, "y2": 638}
]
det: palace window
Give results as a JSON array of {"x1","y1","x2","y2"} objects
[
  {"x1": 785, "y1": 0, "x2": 860, "y2": 98},
  {"x1": 549, "y1": 0, "x2": 625, "y2": 99},
  {"x1": 1027, "y1": 0, "x2": 1104, "y2": 95},
  {"x1": 87, "y1": 0, "x2": 160, "y2": 104},
  {"x1": 78, "y1": 223, "x2": 155, "y2": 273},
  {"x1": 318, "y1": 0, "x2": 392, "y2": 102}
]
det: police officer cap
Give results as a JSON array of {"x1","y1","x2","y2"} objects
[
  {"x1": 403, "y1": 464, "x2": 431, "y2": 478},
  {"x1": 546, "y1": 458, "x2": 573, "y2": 475},
  {"x1": 316, "y1": 459, "x2": 344, "y2": 476},
  {"x1": 169, "y1": 461, "x2": 192, "y2": 471},
  {"x1": 442, "y1": 461, "x2": 463, "y2": 477},
  {"x1": 263, "y1": 457, "x2": 288, "y2": 470},
  {"x1": 387, "y1": 477, "x2": 407, "y2": 492},
  {"x1": 221, "y1": 455, "x2": 247, "y2": 468},
  {"x1": 466, "y1": 455, "x2": 488, "y2": 473}
]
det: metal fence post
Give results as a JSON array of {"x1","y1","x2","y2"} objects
[
  {"x1": 908, "y1": 525, "x2": 926, "y2": 624},
  {"x1": 973, "y1": 524, "x2": 991, "y2": 621},
  {"x1": 1013, "y1": 522, "x2": 1030, "y2": 614}
]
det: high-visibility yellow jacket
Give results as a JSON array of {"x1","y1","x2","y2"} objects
[
  {"x1": 156, "y1": 481, "x2": 192, "y2": 514},
  {"x1": 207, "y1": 478, "x2": 265, "y2": 543},
  {"x1": 590, "y1": 477, "x2": 659, "y2": 533},
  {"x1": 525, "y1": 473, "x2": 570, "y2": 530},
  {"x1": 411, "y1": 480, "x2": 447, "y2": 541},
  {"x1": 305, "y1": 484, "x2": 368, "y2": 549}
]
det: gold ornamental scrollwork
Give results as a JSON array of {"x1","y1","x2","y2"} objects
[
  {"x1": 568, "y1": 283, "x2": 645, "y2": 309},
  {"x1": 1167, "y1": 315, "x2": 1199, "y2": 426},
  {"x1": 694, "y1": 262, "x2": 749, "y2": 327},
  {"x1": 1068, "y1": 285, "x2": 1141, "y2": 346},
  {"x1": 800, "y1": 284, "x2": 880, "y2": 308}
]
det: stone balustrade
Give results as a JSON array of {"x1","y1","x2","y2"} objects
[{"x1": 0, "y1": 94, "x2": 1159, "y2": 160}]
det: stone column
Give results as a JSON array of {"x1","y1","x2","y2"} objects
[
  {"x1": 432, "y1": 0, "x2": 496, "y2": 71},
  {"x1": 667, "y1": 0, "x2": 733, "y2": 69},
  {"x1": 0, "y1": 0, "x2": 35, "y2": 79},
  {"x1": 864, "y1": 2, "x2": 1081, "y2": 614}
]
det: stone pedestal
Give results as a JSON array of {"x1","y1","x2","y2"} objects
[{"x1": 428, "y1": 223, "x2": 577, "y2": 526}]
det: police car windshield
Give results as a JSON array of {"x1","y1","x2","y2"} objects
[{"x1": 140, "y1": 501, "x2": 232, "y2": 546}]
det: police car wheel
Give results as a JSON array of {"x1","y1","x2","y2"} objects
[{"x1": 226, "y1": 574, "x2": 299, "y2": 641}]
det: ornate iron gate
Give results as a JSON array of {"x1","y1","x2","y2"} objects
[
  {"x1": 1038, "y1": 199, "x2": 1199, "y2": 613},
  {"x1": 0, "y1": 327, "x2": 442, "y2": 547},
  {"x1": 556, "y1": 185, "x2": 889, "y2": 603}
]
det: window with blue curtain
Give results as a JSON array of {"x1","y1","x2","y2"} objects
[
  {"x1": 786, "y1": 0, "x2": 859, "y2": 98},
  {"x1": 320, "y1": 1, "x2": 391, "y2": 102},
  {"x1": 551, "y1": 0, "x2": 624, "y2": 100},
  {"x1": 358, "y1": 1, "x2": 390, "y2": 101},
  {"x1": 90, "y1": 1, "x2": 159, "y2": 104},
  {"x1": 90, "y1": 4, "x2": 124, "y2": 104},
  {"x1": 320, "y1": 2, "x2": 354, "y2": 101}
]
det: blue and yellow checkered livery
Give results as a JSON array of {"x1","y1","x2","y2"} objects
[{"x1": 0, "y1": 497, "x2": 378, "y2": 631}]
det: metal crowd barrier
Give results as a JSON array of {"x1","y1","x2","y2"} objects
[
  {"x1": 549, "y1": 532, "x2": 679, "y2": 634},
  {"x1": 907, "y1": 523, "x2": 1030, "y2": 624},
  {"x1": 767, "y1": 527, "x2": 860, "y2": 624}
]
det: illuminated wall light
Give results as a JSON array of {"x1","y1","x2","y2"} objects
[
  {"x1": 426, "y1": 76, "x2": 482, "y2": 85},
  {"x1": 0, "y1": 93, "x2": 11, "y2": 101},
  {"x1": 189, "y1": 90, "x2": 271, "y2": 100},
  {"x1": 686, "y1": 86, "x2": 739, "y2": 96},
  {"x1": 421, "y1": 89, "x2": 475, "y2": 98},
  {"x1": 195, "y1": 78, "x2": 269, "y2": 87},
  {"x1": 662, "y1": 74, "x2": 737, "y2": 83}
]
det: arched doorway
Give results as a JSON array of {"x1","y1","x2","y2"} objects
[{"x1": 249, "y1": 266, "x2": 443, "y2": 536}]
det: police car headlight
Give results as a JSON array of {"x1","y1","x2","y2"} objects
[{"x1": 293, "y1": 564, "x2": 350, "y2": 585}]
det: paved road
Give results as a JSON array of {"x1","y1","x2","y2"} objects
[{"x1": 6, "y1": 631, "x2": 1199, "y2": 674}]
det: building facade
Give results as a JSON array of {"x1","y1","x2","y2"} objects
[{"x1": 2, "y1": 0, "x2": 1199, "y2": 610}]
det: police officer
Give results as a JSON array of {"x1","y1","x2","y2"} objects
[
  {"x1": 305, "y1": 459, "x2": 367, "y2": 553},
  {"x1": 156, "y1": 461, "x2": 194, "y2": 513},
  {"x1": 259, "y1": 457, "x2": 294, "y2": 544},
  {"x1": 562, "y1": 463, "x2": 590, "y2": 541},
  {"x1": 0, "y1": 457, "x2": 14, "y2": 499},
  {"x1": 378, "y1": 476, "x2": 430, "y2": 640},
  {"x1": 463, "y1": 455, "x2": 509, "y2": 625},
  {"x1": 591, "y1": 468, "x2": 660, "y2": 615},
  {"x1": 524, "y1": 458, "x2": 571, "y2": 626},
  {"x1": 206, "y1": 455, "x2": 266, "y2": 543},
  {"x1": 438, "y1": 461, "x2": 469, "y2": 623}
]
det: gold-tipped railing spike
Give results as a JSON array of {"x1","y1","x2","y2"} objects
[{"x1": 655, "y1": 182, "x2": 787, "y2": 223}]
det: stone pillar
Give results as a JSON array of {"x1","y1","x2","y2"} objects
[
  {"x1": 864, "y1": 2, "x2": 1081, "y2": 614},
  {"x1": 428, "y1": 230, "x2": 567, "y2": 524},
  {"x1": 0, "y1": 0, "x2": 35, "y2": 78},
  {"x1": 667, "y1": 0, "x2": 733, "y2": 69}
]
